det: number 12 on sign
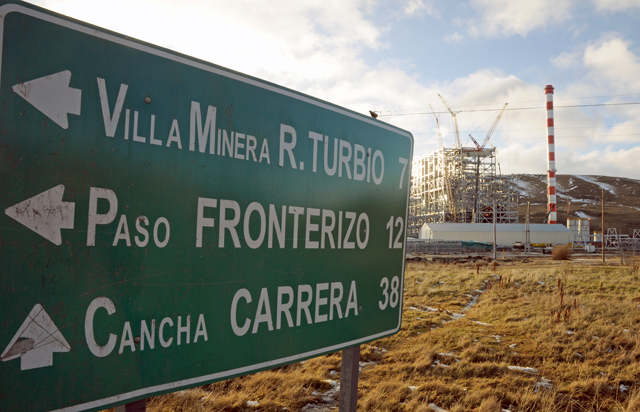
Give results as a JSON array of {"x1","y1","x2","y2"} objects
[{"x1": 386, "y1": 216, "x2": 404, "y2": 249}]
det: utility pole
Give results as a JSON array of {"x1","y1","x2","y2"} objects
[
  {"x1": 493, "y1": 197, "x2": 497, "y2": 261},
  {"x1": 601, "y1": 189, "x2": 605, "y2": 264},
  {"x1": 525, "y1": 202, "x2": 531, "y2": 255}
]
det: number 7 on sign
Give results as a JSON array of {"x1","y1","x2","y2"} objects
[{"x1": 398, "y1": 157, "x2": 408, "y2": 189}]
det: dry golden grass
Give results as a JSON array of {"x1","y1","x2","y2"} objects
[{"x1": 103, "y1": 256, "x2": 640, "y2": 412}]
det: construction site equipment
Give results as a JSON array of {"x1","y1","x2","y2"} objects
[
  {"x1": 468, "y1": 103, "x2": 508, "y2": 151},
  {"x1": 438, "y1": 94, "x2": 461, "y2": 148},
  {"x1": 407, "y1": 147, "x2": 519, "y2": 237},
  {"x1": 430, "y1": 104, "x2": 444, "y2": 149}
]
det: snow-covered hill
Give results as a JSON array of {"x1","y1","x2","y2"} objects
[{"x1": 509, "y1": 174, "x2": 640, "y2": 236}]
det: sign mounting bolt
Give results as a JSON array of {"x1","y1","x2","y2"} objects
[{"x1": 144, "y1": 96, "x2": 151, "y2": 104}]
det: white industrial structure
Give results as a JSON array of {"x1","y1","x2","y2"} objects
[
  {"x1": 407, "y1": 98, "x2": 518, "y2": 237},
  {"x1": 567, "y1": 217, "x2": 592, "y2": 251},
  {"x1": 418, "y1": 223, "x2": 572, "y2": 247}
]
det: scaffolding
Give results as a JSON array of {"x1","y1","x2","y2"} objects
[{"x1": 408, "y1": 147, "x2": 519, "y2": 237}]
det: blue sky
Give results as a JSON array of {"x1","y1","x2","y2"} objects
[{"x1": 29, "y1": 0, "x2": 640, "y2": 178}]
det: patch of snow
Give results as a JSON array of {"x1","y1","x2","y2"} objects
[
  {"x1": 359, "y1": 361, "x2": 376, "y2": 372},
  {"x1": 409, "y1": 386, "x2": 419, "y2": 392},
  {"x1": 620, "y1": 384, "x2": 630, "y2": 393},
  {"x1": 247, "y1": 401, "x2": 259, "y2": 407},
  {"x1": 534, "y1": 378, "x2": 553, "y2": 393},
  {"x1": 510, "y1": 176, "x2": 538, "y2": 197},
  {"x1": 409, "y1": 306, "x2": 438, "y2": 313},
  {"x1": 567, "y1": 330, "x2": 575, "y2": 335},
  {"x1": 623, "y1": 329, "x2": 629, "y2": 333},
  {"x1": 471, "y1": 320, "x2": 492, "y2": 326},
  {"x1": 574, "y1": 175, "x2": 617, "y2": 195},
  {"x1": 431, "y1": 360, "x2": 450, "y2": 368},
  {"x1": 429, "y1": 403, "x2": 448, "y2": 412},
  {"x1": 301, "y1": 404, "x2": 333, "y2": 412},
  {"x1": 575, "y1": 211, "x2": 589, "y2": 218},
  {"x1": 329, "y1": 370, "x2": 337, "y2": 376},
  {"x1": 303, "y1": 379, "x2": 340, "y2": 412},
  {"x1": 463, "y1": 294, "x2": 479, "y2": 312},
  {"x1": 508, "y1": 366, "x2": 539, "y2": 374},
  {"x1": 509, "y1": 343, "x2": 517, "y2": 348}
]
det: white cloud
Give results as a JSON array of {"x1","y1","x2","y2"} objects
[
  {"x1": 467, "y1": 0, "x2": 574, "y2": 37},
  {"x1": 551, "y1": 52, "x2": 581, "y2": 70},
  {"x1": 561, "y1": 145, "x2": 640, "y2": 177},
  {"x1": 444, "y1": 32, "x2": 465, "y2": 43},
  {"x1": 548, "y1": 33, "x2": 640, "y2": 149},
  {"x1": 403, "y1": 0, "x2": 440, "y2": 17},
  {"x1": 592, "y1": 0, "x2": 640, "y2": 11},
  {"x1": 582, "y1": 33, "x2": 640, "y2": 93},
  {"x1": 26, "y1": 0, "x2": 383, "y2": 88}
]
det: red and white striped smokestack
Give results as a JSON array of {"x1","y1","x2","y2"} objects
[{"x1": 545, "y1": 85, "x2": 557, "y2": 224}]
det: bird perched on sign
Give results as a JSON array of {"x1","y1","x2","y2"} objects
[{"x1": 369, "y1": 110, "x2": 378, "y2": 118}]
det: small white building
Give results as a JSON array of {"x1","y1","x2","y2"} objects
[{"x1": 419, "y1": 223, "x2": 572, "y2": 247}]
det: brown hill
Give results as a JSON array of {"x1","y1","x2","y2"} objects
[{"x1": 511, "y1": 174, "x2": 640, "y2": 237}]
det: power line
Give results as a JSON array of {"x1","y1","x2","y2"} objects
[
  {"x1": 426, "y1": 134, "x2": 640, "y2": 140},
  {"x1": 375, "y1": 101, "x2": 640, "y2": 117},
  {"x1": 380, "y1": 93, "x2": 640, "y2": 113}
]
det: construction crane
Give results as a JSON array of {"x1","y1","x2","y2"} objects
[
  {"x1": 468, "y1": 103, "x2": 508, "y2": 151},
  {"x1": 430, "y1": 104, "x2": 455, "y2": 219},
  {"x1": 429, "y1": 104, "x2": 444, "y2": 148},
  {"x1": 469, "y1": 103, "x2": 508, "y2": 222},
  {"x1": 438, "y1": 94, "x2": 461, "y2": 148}
]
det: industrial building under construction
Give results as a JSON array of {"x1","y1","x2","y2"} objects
[
  {"x1": 408, "y1": 147, "x2": 519, "y2": 237},
  {"x1": 407, "y1": 97, "x2": 519, "y2": 237}
]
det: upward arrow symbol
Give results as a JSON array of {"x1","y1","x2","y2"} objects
[
  {"x1": 12, "y1": 70, "x2": 82, "y2": 129},
  {"x1": 1, "y1": 304, "x2": 71, "y2": 370}
]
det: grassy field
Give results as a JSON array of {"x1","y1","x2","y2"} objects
[{"x1": 107, "y1": 255, "x2": 640, "y2": 412}]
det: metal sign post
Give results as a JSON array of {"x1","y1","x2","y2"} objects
[
  {"x1": 0, "y1": 2, "x2": 413, "y2": 411},
  {"x1": 114, "y1": 400, "x2": 146, "y2": 412},
  {"x1": 339, "y1": 346, "x2": 361, "y2": 412}
]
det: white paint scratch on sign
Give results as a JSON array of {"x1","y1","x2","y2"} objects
[
  {"x1": 5, "y1": 184, "x2": 75, "y2": 245},
  {"x1": 1, "y1": 304, "x2": 71, "y2": 370}
]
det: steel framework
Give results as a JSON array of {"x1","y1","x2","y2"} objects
[{"x1": 408, "y1": 147, "x2": 519, "y2": 237}]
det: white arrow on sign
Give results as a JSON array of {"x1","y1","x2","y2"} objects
[
  {"x1": 12, "y1": 70, "x2": 82, "y2": 129},
  {"x1": 5, "y1": 184, "x2": 75, "y2": 245},
  {"x1": 1, "y1": 304, "x2": 71, "y2": 370}
]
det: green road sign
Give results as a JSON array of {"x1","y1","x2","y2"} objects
[{"x1": 0, "y1": 2, "x2": 413, "y2": 411}]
